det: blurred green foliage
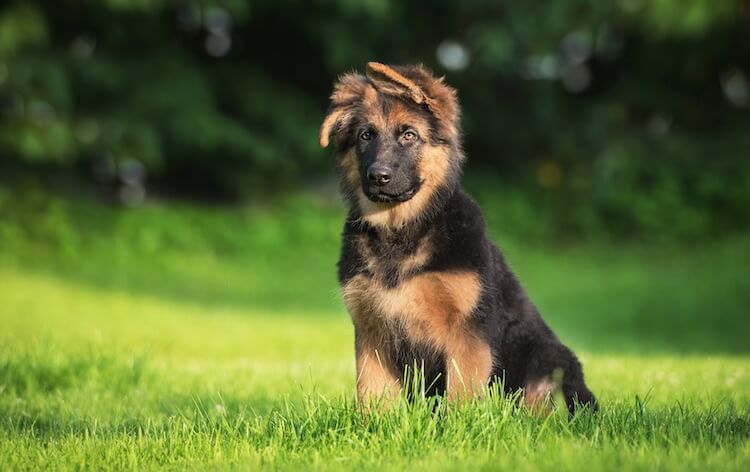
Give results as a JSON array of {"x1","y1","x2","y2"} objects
[
  {"x1": 1, "y1": 187, "x2": 748, "y2": 352},
  {"x1": 0, "y1": 0, "x2": 748, "y2": 237}
]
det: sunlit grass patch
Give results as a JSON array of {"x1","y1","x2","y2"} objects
[{"x1": 1, "y1": 268, "x2": 749, "y2": 470}]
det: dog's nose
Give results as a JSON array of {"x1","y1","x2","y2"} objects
[{"x1": 367, "y1": 165, "x2": 392, "y2": 186}]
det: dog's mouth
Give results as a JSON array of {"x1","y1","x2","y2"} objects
[{"x1": 367, "y1": 187, "x2": 418, "y2": 203}]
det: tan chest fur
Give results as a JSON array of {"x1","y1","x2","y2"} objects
[
  {"x1": 342, "y1": 237, "x2": 491, "y2": 399},
  {"x1": 342, "y1": 269, "x2": 482, "y2": 349}
]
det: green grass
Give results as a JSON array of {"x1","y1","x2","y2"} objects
[
  {"x1": 1, "y1": 269, "x2": 749, "y2": 471},
  {"x1": 1, "y1": 190, "x2": 749, "y2": 470}
]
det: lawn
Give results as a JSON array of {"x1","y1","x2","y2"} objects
[{"x1": 1, "y1": 191, "x2": 749, "y2": 470}]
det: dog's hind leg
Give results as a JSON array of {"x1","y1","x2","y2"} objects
[{"x1": 522, "y1": 342, "x2": 597, "y2": 414}]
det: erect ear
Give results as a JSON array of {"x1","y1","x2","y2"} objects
[
  {"x1": 366, "y1": 62, "x2": 426, "y2": 105},
  {"x1": 319, "y1": 73, "x2": 369, "y2": 148}
]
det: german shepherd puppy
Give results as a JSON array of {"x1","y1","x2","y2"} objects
[{"x1": 320, "y1": 62, "x2": 597, "y2": 413}]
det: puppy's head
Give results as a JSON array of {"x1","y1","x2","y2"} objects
[{"x1": 320, "y1": 62, "x2": 463, "y2": 228}]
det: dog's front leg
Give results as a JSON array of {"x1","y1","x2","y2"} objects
[
  {"x1": 444, "y1": 333, "x2": 493, "y2": 401},
  {"x1": 355, "y1": 343, "x2": 400, "y2": 402}
]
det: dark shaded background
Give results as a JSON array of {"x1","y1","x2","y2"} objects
[{"x1": 2, "y1": 0, "x2": 749, "y2": 239}]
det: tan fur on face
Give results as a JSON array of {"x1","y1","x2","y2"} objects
[
  {"x1": 336, "y1": 100, "x2": 443, "y2": 231},
  {"x1": 357, "y1": 144, "x2": 451, "y2": 229},
  {"x1": 379, "y1": 103, "x2": 432, "y2": 138}
]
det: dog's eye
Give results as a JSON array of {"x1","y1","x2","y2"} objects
[
  {"x1": 360, "y1": 130, "x2": 374, "y2": 141},
  {"x1": 402, "y1": 130, "x2": 417, "y2": 141}
]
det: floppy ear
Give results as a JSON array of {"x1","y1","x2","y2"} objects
[
  {"x1": 319, "y1": 108, "x2": 345, "y2": 148},
  {"x1": 366, "y1": 62, "x2": 426, "y2": 105},
  {"x1": 319, "y1": 73, "x2": 369, "y2": 148}
]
